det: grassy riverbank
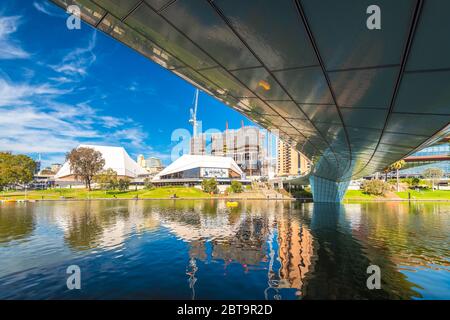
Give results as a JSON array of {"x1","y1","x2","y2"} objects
[
  {"x1": 395, "y1": 189, "x2": 450, "y2": 200},
  {"x1": 0, "y1": 187, "x2": 211, "y2": 200},
  {"x1": 344, "y1": 189, "x2": 450, "y2": 201},
  {"x1": 0, "y1": 186, "x2": 285, "y2": 200},
  {"x1": 3, "y1": 188, "x2": 449, "y2": 202}
]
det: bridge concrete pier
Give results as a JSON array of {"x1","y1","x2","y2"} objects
[{"x1": 309, "y1": 176, "x2": 350, "y2": 203}]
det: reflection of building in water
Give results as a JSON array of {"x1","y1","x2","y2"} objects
[
  {"x1": 212, "y1": 215, "x2": 270, "y2": 265},
  {"x1": 276, "y1": 217, "x2": 314, "y2": 295},
  {"x1": 162, "y1": 202, "x2": 275, "y2": 266},
  {"x1": 164, "y1": 216, "x2": 270, "y2": 265},
  {"x1": 161, "y1": 214, "x2": 241, "y2": 242},
  {"x1": 164, "y1": 200, "x2": 314, "y2": 297}
]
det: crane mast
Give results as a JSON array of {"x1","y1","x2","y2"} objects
[{"x1": 189, "y1": 88, "x2": 199, "y2": 137}]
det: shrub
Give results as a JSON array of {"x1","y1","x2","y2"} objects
[
  {"x1": 361, "y1": 179, "x2": 390, "y2": 196},
  {"x1": 117, "y1": 178, "x2": 130, "y2": 191},
  {"x1": 94, "y1": 168, "x2": 118, "y2": 190},
  {"x1": 201, "y1": 178, "x2": 218, "y2": 194},
  {"x1": 291, "y1": 189, "x2": 313, "y2": 198},
  {"x1": 402, "y1": 177, "x2": 421, "y2": 188},
  {"x1": 230, "y1": 180, "x2": 243, "y2": 193},
  {"x1": 143, "y1": 177, "x2": 154, "y2": 190}
]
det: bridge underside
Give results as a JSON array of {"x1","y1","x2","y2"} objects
[{"x1": 51, "y1": 0, "x2": 450, "y2": 202}]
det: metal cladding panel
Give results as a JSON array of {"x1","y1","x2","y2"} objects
[
  {"x1": 394, "y1": 71, "x2": 450, "y2": 115},
  {"x1": 161, "y1": 0, "x2": 261, "y2": 70},
  {"x1": 50, "y1": 0, "x2": 450, "y2": 182},
  {"x1": 231, "y1": 67, "x2": 291, "y2": 101},
  {"x1": 267, "y1": 101, "x2": 308, "y2": 120},
  {"x1": 273, "y1": 67, "x2": 334, "y2": 104},
  {"x1": 300, "y1": 0, "x2": 417, "y2": 70},
  {"x1": 92, "y1": 0, "x2": 141, "y2": 19},
  {"x1": 328, "y1": 67, "x2": 399, "y2": 109},
  {"x1": 406, "y1": 0, "x2": 450, "y2": 71},
  {"x1": 213, "y1": 0, "x2": 318, "y2": 71}
]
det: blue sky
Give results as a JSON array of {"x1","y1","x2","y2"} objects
[{"x1": 0, "y1": 0, "x2": 254, "y2": 166}]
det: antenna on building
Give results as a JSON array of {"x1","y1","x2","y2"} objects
[
  {"x1": 241, "y1": 120, "x2": 244, "y2": 128},
  {"x1": 189, "y1": 88, "x2": 200, "y2": 137}
]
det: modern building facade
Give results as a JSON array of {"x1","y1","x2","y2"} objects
[
  {"x1": 52, "y1": 0, "x2": 450, "y2": 201},
  {"x1": 55, "y1": 145, "x2": 148, "y2": 183},
  {"x1": 152, "y1": 154, "x2": 246, "y2": 187},
  {"x1": 137, "y1": 154, "x2": 165, "y2": 175},
  {"x1": 277, "y1": 139, "x2": 310, "y2": 177},
  {"x1": 400, "y1": 136, "x2": 450, "y2": 177}
]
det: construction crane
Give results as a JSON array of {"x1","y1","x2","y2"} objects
[{"x1": 189, "y1": 88, "x2": 200, "y2": 137}]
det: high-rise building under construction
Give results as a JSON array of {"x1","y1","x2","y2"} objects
[{"x1": 190, "y1": 122, "x2": 275, "y2": 177}]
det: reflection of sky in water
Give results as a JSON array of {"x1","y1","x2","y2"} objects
[
  {"x1": 0, "y1": 200, "x2": 448, "y2": 299},
  {"x1": 401, "y1": 263, "x2": 450, "y2": 300}
]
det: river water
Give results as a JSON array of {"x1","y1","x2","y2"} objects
[{"x1": 0, "y1": 200, "x2": 448, "y2": 299}]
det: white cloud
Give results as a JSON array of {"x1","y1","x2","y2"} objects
[
  {"x1": 49, "y1": 76, "x2": 73, "y2": 84},
  {"x1": 33, "y1": 1, "x2": 66, "y2": 18},
  {"x1": 109, "y1": 128, "x2": 149, "y2": 149},
  {"x1": 0, "y1": 19, "x2": 162, "y2": 166},
  {"x1": 0, "y1": 78, "x2": 69, "y2": 107},
  {"x1": 0, "y1": 16, "x2": 30, "y2": 59},
  {"x1": 0, "y1": 77, "x2": 152, "y2": 166},
  {"x1": 50, "y1": 31, "x2": 97, "y2": 78}
]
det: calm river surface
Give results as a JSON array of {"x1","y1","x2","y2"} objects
[{"x1": 0, "y1": 200, "x2": 448, "y2": 299}]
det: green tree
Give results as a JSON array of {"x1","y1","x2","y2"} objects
[
  {"x1": 403, "y1": 177, "x2": 421, "y2": 188},
  {"x1": 423, "y1": 168, "x2": 444, "y2": 191},
  {"x1": 0, "y1": 152, "x2": 36, "y2": 190},
  {"x1": 117, "y1": 178, "x2": 131, "y2": 191},
  {"x1": 230, "y1": 180, "x2": 243, "y2": 193},
  {"x1": 388, "y1": 160, "x2": 406, "y2": 192},
  {"x1": 94, "y1": 168, "x2": 118, "y2": 190},
  {"x1": 201, "y1": 178, "x2": 218, "y2": 194},
  {"x1": 66, "y1": 147, "x2": 105, "y2": 191}
]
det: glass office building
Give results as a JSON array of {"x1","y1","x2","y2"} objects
[{"x1": 400, "y1": 138, "x2": 450, "y2": 177}]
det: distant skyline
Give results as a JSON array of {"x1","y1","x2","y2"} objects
[{"x1": 0, "y1": 1, "x2": 255, "y2": 167}]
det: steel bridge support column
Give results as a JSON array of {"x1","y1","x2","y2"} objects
[{"x1": 309, "y1": 175, "x2": 350, "y2": 203}]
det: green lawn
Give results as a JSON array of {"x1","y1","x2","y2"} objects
[
  {"x1": 396, "y1": 189, "x2": 450, "y2": 200},
  {"x1": 140, "y1": 187, "x2": 209, "y2": 198},
  {"x1": 0, "y1": 186, "x2": 211, "y2": 200},
  {"x1": 4, "y1": 187, "x2": 449, "y2": 201},
  {"x1": 344, "y1": 190, "x2": 377, "y2": 200},
  {"x1": 345, "y1": 189, "x2": 450, "y2": 200}
]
